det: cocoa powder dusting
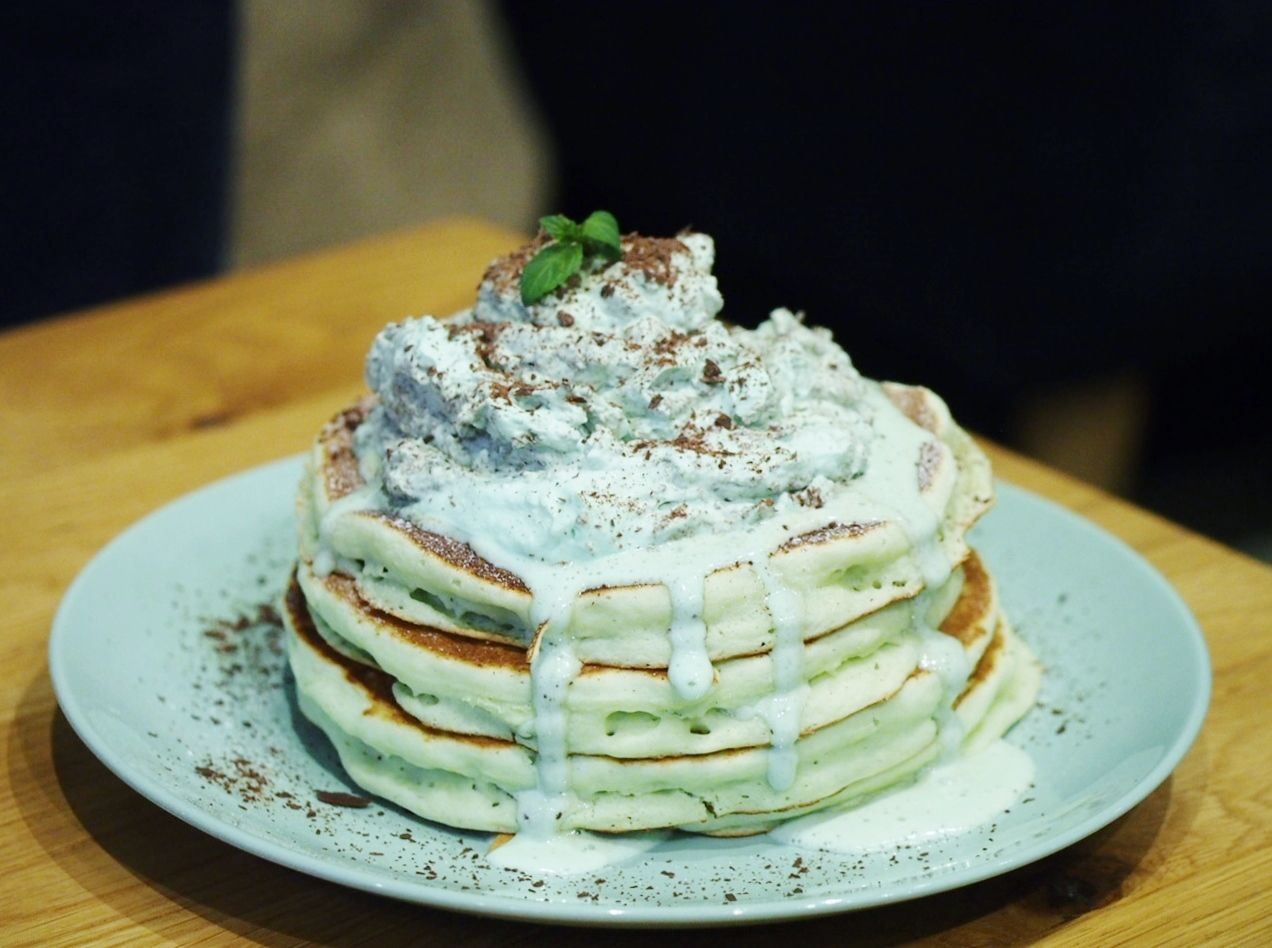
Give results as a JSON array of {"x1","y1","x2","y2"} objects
[
  {"x1": 195, "y1": 756, "x2": 270, "y2": 803},
  {"x1": 376, "y1": 514, "x2": 529, "y2": 592},
  {"x1": 779, "y1": 519, "x2": 884, "y2": 552},
  {"x1": 319, "y1": 398, "x2": 375, "y2": 500},
  {"x1": 917, "y1": 440, "x2": 943, "y2": 492}
]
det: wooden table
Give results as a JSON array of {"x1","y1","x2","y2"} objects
[{"x1": 3, "y1": 218, "x2": 1269, "y2": 945}]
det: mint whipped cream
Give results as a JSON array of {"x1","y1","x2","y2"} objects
[{"x1": 356, "y1": 232, "x2": 875, "y2": 563}]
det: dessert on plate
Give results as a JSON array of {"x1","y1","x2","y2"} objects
[{"x1": 281, "y1": 219, "x2": 1041, "y2": 837}]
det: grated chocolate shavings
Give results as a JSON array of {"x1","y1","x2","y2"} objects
[
  {"x1": 620, "y1": 234, "x2": 689, "y2": 287},
  {"x1": 319, "y1": 398, "x2": 376, "y2": 499},
  {"x1": 317, "y1": 790, "x2": 373, "y2": 808},
  {"x1": 447, "y1": 320, "x2": 505, "y2": 366}
]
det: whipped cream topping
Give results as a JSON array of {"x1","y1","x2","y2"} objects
[{"x1": 358, "y1": 232, "x2": 874, "y2": 562}]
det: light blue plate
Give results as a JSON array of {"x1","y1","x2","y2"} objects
[{"x1": 49, "y1": 457, "x2": 1210, "y2": 926}]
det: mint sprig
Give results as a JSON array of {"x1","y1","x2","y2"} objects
[
  {"x1": 519, "y1": 242, "x2": 583, "y2": 305},
  {"x1": 521, "y1": 210, "x2": 622, "y2": 305}
]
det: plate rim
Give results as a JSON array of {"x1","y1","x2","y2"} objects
[{"x1": 48, "y1": 458, "x2": 1212, "y2": 927}]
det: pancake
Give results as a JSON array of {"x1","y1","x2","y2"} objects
[
  {"x1": 284, "y1": 543, "x2": 1037, "y2": 835},
  {"x1": 283, "y1": 227, "x2": 1041, "y2": 841}
]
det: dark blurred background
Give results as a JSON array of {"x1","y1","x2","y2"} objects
[{"x1": 2, "y1": 2, "x2": 1269, "y2": 560}]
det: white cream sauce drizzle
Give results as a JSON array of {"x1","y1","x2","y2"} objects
[
  {"x1": 515, "y1": 616, "x2": 581, "y2": 837},
  {"x1": 487, "y1": 828, "x2": 669, "y2": 875},
  {"x1": 494, "y1": 742, "x2": 1034, "y2": 873},
  {"x1": 489, "y1": 385, "x2": 953, "y2": 834},
  {"x1": 347, "y1": 385, "x2": 971, "y2": 839},
  {"x1": 916, "y1": 594, "x2": 972, "y2": 760},
  {"x1": 665, "y1": 571, "x2": 713, "y2": 700},
  {"x1": 770, "y1": 740, "x2": 1035, "y2": 854},
  {"x1": 839, "y1": 413, "x2": 971, "y2": 761},
  {"x1": 741, "y1": 553, "x2": 808, "y2": 791},
  {"x1": 481, "y1": 545, "x2": 740, "y2": 837}
]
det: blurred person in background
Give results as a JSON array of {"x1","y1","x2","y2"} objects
[{"x1": 0, "y1": 2, "x2": 545, "y2": 326}]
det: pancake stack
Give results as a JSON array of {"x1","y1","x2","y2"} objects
[{"x1": 283, "y1": 229, "x2": 1041, "y2": 837}]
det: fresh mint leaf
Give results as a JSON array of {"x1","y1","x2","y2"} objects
[
  {"x1": 580, "y1": 210, "x2": 621, "y2": 261},
  {"x1": 520, "y1": 209, "x2": 622, "y2": 304},
  {"x1": 539, "y1": 214, "x2": 582, "y2": 242},
  {"x1": 520, "y1": 241, "x2": 583, "y2": 304}
]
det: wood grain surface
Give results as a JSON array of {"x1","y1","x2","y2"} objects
[{"x1": 2, "y1": 218, "x2": 1268, "y2": 946}]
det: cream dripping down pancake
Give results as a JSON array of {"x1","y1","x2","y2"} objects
[{"x1": 284, "y1": 228, "x2": 1042, "y2": 838}]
